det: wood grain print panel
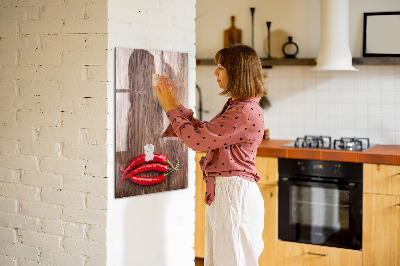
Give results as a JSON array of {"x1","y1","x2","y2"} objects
[{"x1": 115, "y1": 48, "x2": 188, "y2": 198}]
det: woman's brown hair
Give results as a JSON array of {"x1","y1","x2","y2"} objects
[{"x1": 214, "y1": 44, "x2": 266, "y2": 99}]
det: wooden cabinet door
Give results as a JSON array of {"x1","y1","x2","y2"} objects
[
  {"x1": 363, "y1": 193, "x2": 400, "y2": 266},
  {"x1": 277, "y1": 241, "x2": 362, "y2": 266},
  {"x1": 259, "y1": 185, "x2": 278, "y2": 266},
  {"x1": 255, "y1": 156, "x2": 278, "y2": 186},
  {"x1": 195, "y1": 152, "x2": 207, "y2": 258},
  {"x1": 364, "y1": 164, "x2": 400, "y2": 196}
]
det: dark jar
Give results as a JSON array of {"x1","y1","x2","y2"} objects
[{"x1": 282, "y1": 36, "x2": 299, "y2": 58}]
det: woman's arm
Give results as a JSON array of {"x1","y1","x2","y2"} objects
[
  {"x1": 162, "y1": 104, "x2": 203, "y2": 138},
  {"x1": 155, "y1": 78, "x2": 251, "y2": 151},
  {"x1": 154, "y1": 74, "x2": 252, "y2": 151},
  {"x1": 162, "y1": 75, "x2": 202, "y2": 125},
  {"x1": 154, "y1": 75, "x2": 202, "y2": 137},
  {"x1": 165, "y1": 107, "x2": 249, "y2": 152}
]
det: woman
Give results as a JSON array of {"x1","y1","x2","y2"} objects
[{"x1": 154, "y1": 44, "x2": 266, "y2": 266}]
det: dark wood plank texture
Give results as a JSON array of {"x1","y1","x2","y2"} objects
[{"x1": 115, "y1": 48, "x2": 188, "y2": 198}]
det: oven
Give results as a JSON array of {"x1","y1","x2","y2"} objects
[{"x1": 278, "y1": 158, "x2": 363, "y2": 250}]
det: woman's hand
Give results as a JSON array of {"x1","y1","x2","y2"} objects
[
  {"x1": 160, "y1": 74, "x2": 180, "y2": 108},
  {"x1": 153, "y1": 75, "x2": 176, "y2": 113}
]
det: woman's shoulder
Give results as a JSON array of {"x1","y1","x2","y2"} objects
[{"x1": 232, "y1": 97, "x2": 262, "y2": 111}]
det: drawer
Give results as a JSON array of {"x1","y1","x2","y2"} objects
[
  {"x1": 364, "y1": 164, "x2": 400, "y2": 196},
  {"x1": 255, "y1": 156, "x2": 278, "y2": 186},
  {"x1": 276, "y1": 241, "x2": 362, "y2": 266}
]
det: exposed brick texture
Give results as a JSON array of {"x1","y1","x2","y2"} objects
[{"x1": 0, "y1": 1, "x2": 108, "y2": 264}]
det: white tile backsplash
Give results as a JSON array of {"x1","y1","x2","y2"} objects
[
  {"x1": 355, "y1": 104, "x2": 368, "y2": 117},
  {"x1": 367, "y1": 77, "x2": 381, "y2": 91},
  {"x1": 341, "y1": 104, "x2": 355, "y2": 116},
  {"x1": 395, "y1": 66, "x2": 400, "y2": 78},
  {"x1": 382, "y1": 78, "x2": 395, "y2": 91},
  {"x1": 342, "y1": 117, "x2": 355, "y2": 129},
  {"x1": 381, "y1": 66, "x2": 395, "y2": 77},
  {"x1": 196, "y1": 65, "x2": 400, "y2": 144},
  {"x1": 316, "y1": 89, "x2": 329, "y2": 103},
  {"x1": 382, "y1": 117, "x2": 396, "y2": 131},
  {"x1": 382, "y1": 105, "x2": 395, "y2": 118},
  {"x1": 367, "y1": 91, "x2": 381, "y2": 105},
  {"x1": 355, "y1": 117, "x2": 368, "y2": 130},
  {"x1": 316, "y1": 116, "x2": 330, "y2": 129},
  {"x1": 368, "y1": 117, "x2": 381, "y2": 131},
  {"x1": 341, "y1": 89, "x2": 355, "y2": 104},
  {"x1": 355, "y1": 90, "x2": 368, "y2": 104},
  {"x1": 382, "y1": 90, "x2": 395, "y2": 104},
  {"x1": 367, "y1": 104, "x2": 382, "y2": 118}
]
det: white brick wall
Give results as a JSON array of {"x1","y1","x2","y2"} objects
[
  {"x1": 0, "y1": 0, "x2": 108, "y2": 265},
  {"x1": 64, "y1": 222, "x2": 85, "y2": 239},
  {"x1": 1, "y1": 0, "x2": 198, "y2": 264},
  {"x1": 0, "y1": 226, "x2": 17, "y2": 243},
  {"x1": 40, "y1": 249, "x2": 85, "y2": 266}
]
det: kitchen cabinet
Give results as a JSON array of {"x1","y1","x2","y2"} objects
[
  {"x1": 363, "y1": 163, "x2": 400, "y2": 266},
  {"x1": 363, "y1": 193, "x2": 400, "y2": 266},
  {"x1": 259, "y1": 184, "x2": 278, "y2": 266},
  {"x1": 255, "y1": 156, "x2": 278, "y2": 186},
  {"x1": 195, "y1": 156, "x2": 400, "y2": 265},
  {"x1": 363, "y1": 163, "x2": 400, "y2": 196},
  {"x1": 195, "y1": 152, "x2": 207, "y2": 258},
  {"x1": 276, "y1": 241, "x2": 362, "y2": 266},
  {"x1": 256, "y1": 156, "x2": 278, "y2": 266}
]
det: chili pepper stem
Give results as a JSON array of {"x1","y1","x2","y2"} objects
[
  {"x1": 165, "y1": 159, "x2": 180, "y2": 176},
  {"x1": 166, "y1": 159, "x2": 180, "y2": 171},
  {"x1": 165, "y1": 169, "x2": 172, "y2": 176},
  {"x1": 166, "y1": 159, "x2": 174, "y2": 170}
]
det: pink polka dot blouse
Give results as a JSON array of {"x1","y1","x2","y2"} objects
[{"x1": 162, "y1": 97, "x2": 265, "y2": 205}]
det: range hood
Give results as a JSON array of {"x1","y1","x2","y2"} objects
[{"x1": 314, "y1": 0, "x2": 358, "y2": 71}]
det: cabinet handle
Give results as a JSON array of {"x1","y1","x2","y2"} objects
[
  {"x1": 397, "y1": 204, "x2": 400, "y2": 207},
  {"x1": 307, "y1": 252, "x2": 328, "y2": 256}
]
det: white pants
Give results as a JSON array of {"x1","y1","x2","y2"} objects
[{"x1": 205, "y1": 176, "x2": 265, "y2": 266}]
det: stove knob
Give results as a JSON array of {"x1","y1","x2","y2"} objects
[
  {"x1": 334, "y1": 164, "x2": 341, "y2": 174},
  {"x1": 298, "y1": 161, "x2": 305, "y2": 171}
]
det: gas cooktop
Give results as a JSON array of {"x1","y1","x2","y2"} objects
[{"x1": 282, "y1": 135, "x2": 375, "y2": 151}]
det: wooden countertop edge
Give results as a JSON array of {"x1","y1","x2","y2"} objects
[
  {"x1": 196, "y1": 140, "x2": 400, "y2": 165},
  {"x1": 256, "y1": 140, "x2": 400, "y2": 165},
  {"x1": 257, "y1": 140, "x2": 400, "y2": 165}
]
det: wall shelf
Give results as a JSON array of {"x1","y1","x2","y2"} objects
[
  {"x1": 196, "y1": 57, "x2": 400, "y2": 67},
  {"x1": 352, "y1": 57, "x2": 400, "y2": 65}
]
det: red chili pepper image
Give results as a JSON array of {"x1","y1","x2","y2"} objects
[
  {"x1": 123, "y1": 163, "x2": 168, "y2": 180},
  {"x1": 120, "y1": 154, "x2": 179, "y2": 186},
  {"x1": 128, "y1": 174, "x2": 166, "y2": 186},
  {"x1": 120, "y1": 154, "x2": 170, "y2": 180}
]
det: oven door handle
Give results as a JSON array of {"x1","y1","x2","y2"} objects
[{"x1": 280, "y1": 177, "x2": 357, "y2": 189}]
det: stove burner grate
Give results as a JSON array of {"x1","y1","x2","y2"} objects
[
  {"x1": 289, "y1": 136, "x2": 371, "y2": 151},
  {"x1": 333, "y1": 137, "x2": 370, "y2": 151},
  {"x1": 295, "y1": 135, "x2": 332, "y2": 149}
]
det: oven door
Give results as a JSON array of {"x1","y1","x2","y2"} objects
[{"x1": 278, "y1": 176, "x2": 362, "y2": 250}]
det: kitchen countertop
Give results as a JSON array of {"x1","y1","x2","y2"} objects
[{"x1": 257, "y1": 139, "x2": 400, "y2": 165}]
